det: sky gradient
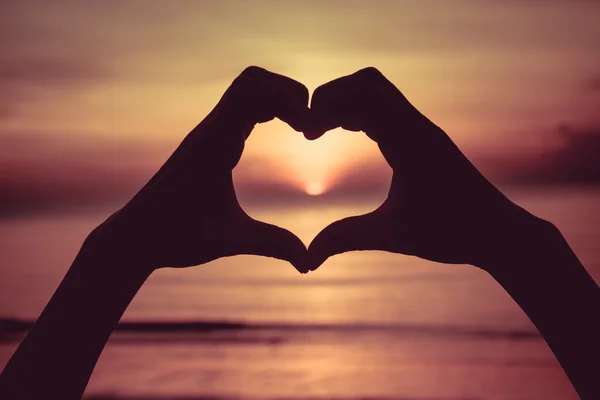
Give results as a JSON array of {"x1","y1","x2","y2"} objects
[{"x1": 1, "y1": 1, "x2": 599, "y2": 216}]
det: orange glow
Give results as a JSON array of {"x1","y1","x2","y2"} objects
[
  {"x1": 305, "y1": 182, "x2": 325, "y2": 196},
  {"x1": 242, "y1": 122, "x2": 382, "y2": 196}
]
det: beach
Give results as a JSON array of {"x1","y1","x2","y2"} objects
[{"x1": 1, "y1": 186, "x2": 597, "y2": 399}]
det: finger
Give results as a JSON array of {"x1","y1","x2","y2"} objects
[
  {"x1": 305, "y1": 85, "x2": 365, "y2": 140},
  {"x1": 239, "y1": 66, "x2": 310, "y2": 132},
  {"x1": 200, "y1": 68, "x2": 310, "y2": 168},
  {"x1": 242, "y1": 66, "x2": 309, "y2": 108},
  {"x1": 305, "y1": 73, "x2": 361, "y2": 139},
  {"x1": 233, "y1": 218, "x2": 309, "y2": 274},
  {"x1": 307, "y1": 211, "x2": 389, "y2": 271},
  {"x1": 305, "y1": 67, "x2": 389, "y2": 140}
]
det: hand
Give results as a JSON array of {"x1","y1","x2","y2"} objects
[
  {"x1": 86, "y1": 67, "x2": 310, "y2": 273},
  {"x1": 305, "y1": 67, "x2": 545, "y2": 271}
]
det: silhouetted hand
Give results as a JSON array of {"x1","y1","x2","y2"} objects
[
  {"x1": 0, "y1": 67, "x2": 315, "y2": 400},
  {"x1": 306, "y1": 67, "x2": 543, "y2": 271},
  {"x1": 87, "y1": 67, "x2": 310, "y2": 273},
  {"x1": 2, "y1": 68, "x2": 598, "y2": 400}
]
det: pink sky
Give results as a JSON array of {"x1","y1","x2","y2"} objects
[{"x1": 1, "y1": 1, "x2": 599, "y2": 215}]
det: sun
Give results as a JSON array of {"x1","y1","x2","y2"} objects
[{"x1": 305, "y1": 182, "x2": 325, "y2": 196}]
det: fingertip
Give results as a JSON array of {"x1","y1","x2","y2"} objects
[
  {"x1": 290, "y1": 253, "x2": 310, "y2": 274},
  {"x1": 285, "y1": 106, "x2": 312, "y2": 133},
  {"x1": 304, "y1": 106, "x2": 340, "y2": 140},
  {"x1": 302, "y1": 111, "x2": 330, "y2": 140},
  {"x1": 306, "y1": 214, "x2": 377, "y2": 271},
  {"x1": 293, "y1": 265, "x2": 307, "y2": 274},
  {"x1": 240, "y1": 66, "x2": 268, "y2": 77},
  {"x1": 306, "y1": 240, "x2": 329, "y2": 272},
  {"x1": 240, "y1": 219, "x2": 309, "y2": 273},
  {"x1": 303, "y1": 130, "x2": 325, "y2": 141},
  {"x1": 297, "y1": 84, "x2": 310, "y2": 107},
  {"x1": 276, "y1": 228, "x2": 311, "y2": 274}
]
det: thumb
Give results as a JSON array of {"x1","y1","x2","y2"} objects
[
  {"x1": 233, "y1": 218, "x2": 309, "y2": 273},
  {"x1": 307, "y1": 211, "x2": 388, "y2": 271}
]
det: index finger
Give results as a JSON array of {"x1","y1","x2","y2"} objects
[
  {"x1": 305, "y1": 67, "x2": 391, "y2": 140},
  {"x1": 240, "y1": 66, "x2": 311, "y2": 132}
]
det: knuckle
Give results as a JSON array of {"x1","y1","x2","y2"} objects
[
  {"x1": 295, "y1": 83, "x2": 310, "y2": 105},
  {"x1": 240, "y1": 65, "x2": 267, "y2": 77},
  {"x1": 359, "y1": 66, "x2": 384, "y2": 79},
  {"x1": 312, "y1": 84, "x2": 325, "y2": 99},
  {"x1": 311, "y1": 84, "x2": 329, "y2": 108},
  {"x1": 228, "y1": 76, "x2": 252, "y2": 100},
  {"x1": 280, "y1": 79, "x2": 310, "y2": 106}
]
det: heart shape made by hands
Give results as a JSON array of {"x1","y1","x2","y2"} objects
[
  {"x1": 12, "y1": 67, "x2": 583, "y2": 400},
  {"x1": 97, "y1": 66, "x2": 525, "y2": 278},
  {"x1": 228, "y1": 66, "x2": 522, "y2": 274}
]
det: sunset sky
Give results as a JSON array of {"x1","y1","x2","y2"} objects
[{"x1": 1, "y1": 1, "x2": 599, "y2": 216}]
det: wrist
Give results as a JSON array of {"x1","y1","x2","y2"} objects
[
  {"x1": 479, "y1": 210, "x2": 599, "y2": 400},
  {"x1": 480, "y1": 208, "x2": 564, "y2": 280},
  {"x1": 79, "y1": 220, "x2": 157, "y2": 277}
]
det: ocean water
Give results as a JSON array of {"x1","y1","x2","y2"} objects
[{"x1": 0, "y1": 187, "x2": 599, "y2": 399}]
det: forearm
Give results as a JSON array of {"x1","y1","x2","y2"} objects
[
  {"x1": 0, "y1": 237, "x2": 151, "y2": 399},
  {"x1": 487, "y1": 221, "x2": 600, "y2": 399}
]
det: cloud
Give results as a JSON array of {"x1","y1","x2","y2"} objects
[
  {"x1": 0, "y1": 133, "x2": 309, "y2": 218},
  {"x1": 514, "y1": 125, "x2": 600, "y2": 185},
  {"x1": 0, "y1": 3, "x2": 115, "y2": 118},
  {"x1": 0, "y1": 133, "x2": 159, "y2": 217},
  {"x1": 0, "y1": 59, "x2": 107, "y2": 87},
  {"x1": 467, "y1": 124, "x2": 600, "y2": 186},
  {"x1": 2, "y1": 123, "x2": 599, "y2": 219},
  {"x1": 305, "y1": 124, "x2": 600, "y2": 192},
  {"x1": 0, "y1": 57, "x2": 110, "y2": 119},
  {"x1": 586, "y1": 76, "x2": 600, "y2": 92},
  {"x1": 321, "y1": 162, "x2": 391, "y2": 201}
]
